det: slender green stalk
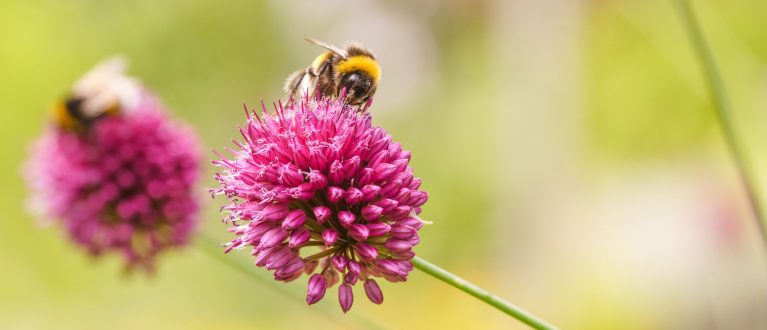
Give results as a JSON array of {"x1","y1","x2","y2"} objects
[
  {"x1": 411, "y1": 256, "x2": 559, "y2": 330},
  {"x1": 673, "y1": 0, "x2": 767, "y2": 246},
  {"x1": 195, "y1": 235, "x2": 384, "y2": 330}
]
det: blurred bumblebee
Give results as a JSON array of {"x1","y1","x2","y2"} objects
[
  {"x1": 284, "y1": 38, "x2": 380, "y2": 109},
  {"x1": 52, "y1": 57, "x2": 141, "y2": 131}
]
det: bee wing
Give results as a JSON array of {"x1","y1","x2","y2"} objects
[
  {"x1": 73, "y1": 56, "x2": 141, "y2": 118},
  {"x1": 305, "y1": 38, "x2": 348, "y2": 59},
  {"x1": 73, "y1": 56, "x2": 127, "y2": 92}
]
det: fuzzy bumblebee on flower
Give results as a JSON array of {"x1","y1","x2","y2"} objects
[
  {"x1": 25, "y1": 57, "x2": 201, "y2": 272},
  {"x1": 210, "y1": 39, "x2": 555, "y2": 330}
]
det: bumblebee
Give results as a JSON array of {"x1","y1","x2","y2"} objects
[
  {"x1": 52, "y1": 57, "x2": 140, "y2": 131},
  {"x1": 284, "y1": 38, "x2": 380, "y2": 109}
]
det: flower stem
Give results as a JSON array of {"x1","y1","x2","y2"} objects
[
  {"x1": 673, "y1": 0, "x2": 767, "y2": 246},
  {"x1": 411, "y1": 256, "x2": 559, "y2": 330}
]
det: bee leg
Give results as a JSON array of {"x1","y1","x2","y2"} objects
[
  {"x1": 284, "y1": 69, "x2": 308, "y2": 100},
  {"x1": 311, "y1": 61, "x2": 331, "y2": 100}
]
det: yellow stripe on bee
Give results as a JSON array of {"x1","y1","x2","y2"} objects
[
  {"x1": 336, "y1": 55, "x2": 380, "y2": 82},
  {"x1": 52, "y1": 102, "x2": 79, "y2": 130},
  {"x1": 311, "y1": 52, "x2": 332, "y2": 72}
]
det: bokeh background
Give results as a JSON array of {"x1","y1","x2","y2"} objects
[{"x1": 2, "y1": 0, "x2": 767, "y2": 329}]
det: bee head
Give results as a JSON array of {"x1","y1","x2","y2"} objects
[
  {"x1": 336, "y1": 54, "x2": 380, "y2": 106},
  {"x1": 339, "y1": 71, "x2": 375, "y2": 106}
]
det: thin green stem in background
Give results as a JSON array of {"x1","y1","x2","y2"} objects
[
  {"x1": 412, "y1": 256, "x2": 559, "y2": 330},
  {"x1": 673, "y1": 0, "x2": 767, "y2": 247},
  {"x1": 195, "y1": 235, "x2": 384, "y2": 330}
]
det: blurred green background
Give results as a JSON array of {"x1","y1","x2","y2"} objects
[{"x1": 2, "y1": 0, "x2": 767, "y2": 329}]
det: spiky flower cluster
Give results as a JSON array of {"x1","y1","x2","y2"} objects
[
  {"x1": 26, "y1": 93, "x2": 201, "y2": 271},
  {"x1": 213, "y1": 99, "x2": 428, "y2": 312}
]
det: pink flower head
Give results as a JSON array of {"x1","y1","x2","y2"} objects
[
  {"x1": 213, "y1": 98, "x2": 428, "y2": 312},
  {"x1": 25, "y1": 59, "x2": 201, "y2": 272}
]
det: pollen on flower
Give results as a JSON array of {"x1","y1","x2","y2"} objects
[
  {"x1": 25, "y1": 77, "x2": 201, "y2": 272},
  {"x1": 213, "y1": 98, "x2": 428, "y2": 312}
]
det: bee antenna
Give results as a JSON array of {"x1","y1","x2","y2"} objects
[{"x1": 305, "y1": 38, "x2": 348, "y2": 59}]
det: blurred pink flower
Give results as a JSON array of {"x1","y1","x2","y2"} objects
[
  {"x1": 213, "y1": 98, "x2": 428, "y2": 312},
  {"x1": 25, "y1": 83, "x2": 201, "y2": 272}
]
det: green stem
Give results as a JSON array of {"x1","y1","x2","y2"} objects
[
  {"x1": 673, "y1": 0, "x2": 767, "y2": 246},
  {"x1": 411, "y1": 256, "x2": 559, "y2": 330}
]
